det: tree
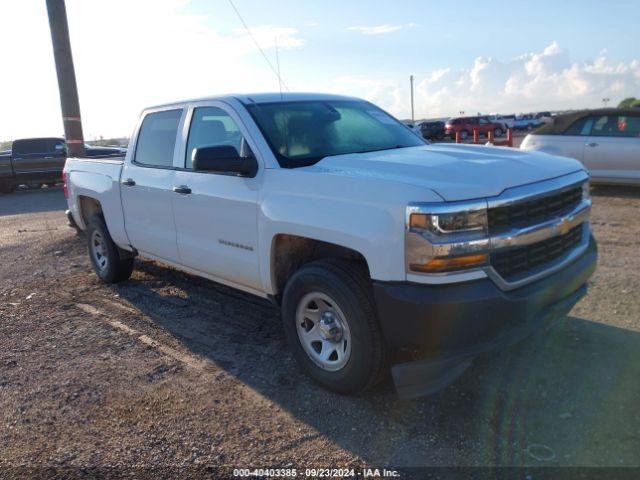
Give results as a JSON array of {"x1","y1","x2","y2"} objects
[{"x1": 618, "y1": 97, "x2": 639, "y2": 109}]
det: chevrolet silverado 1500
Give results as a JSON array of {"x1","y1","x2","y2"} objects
[
  {"x1": 0, "y1": 137, "x2": 125, "y2": 193},
  {"x1": 64, "y1": 93, "x2": 597, "y2": 398}
]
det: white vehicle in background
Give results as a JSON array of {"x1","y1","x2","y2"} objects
[
  {"x1": 535, "y1": 111, "x2": 554, "y2": 124},
  {"x1": 63, "y1": 93, "x2": 597, "y2": 398},
  {"x1": 521, "y1": 108, "x2": 640, "y2": 185},
  {"x1": 487, "y1": 114, "x2": 515, "y2": 131}
]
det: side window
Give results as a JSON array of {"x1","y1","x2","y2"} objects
[
  {"x1": 185, "y1": 107, "x2": 244, "y2": 169},
  {"x1": 478, "y1": 118, "x2": 488, "y2": 125},
  {"x1": 134, "y1": 109, "x2": 182, "y2": 167},
  {"x1": 591, "y1": 114, "x2": 640, "y2": 138},
  {"x1": 564, "y1": 116, "x2": 593, "y2": 136},
  {"x1": 619, "y1": 115, "x2": 640, "y2": 137}
]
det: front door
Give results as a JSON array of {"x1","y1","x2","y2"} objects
[
  {"x1": 121, "y1": 108, "x2": 184, "y2": 262},
  {"x1": 583, "y1": 113, "x2": 640, "y2": 182},
  {"x1": 172, "y1": 103, "x2": 261, "y2": 290}
]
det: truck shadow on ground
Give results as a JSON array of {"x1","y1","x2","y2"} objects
[
  {"x1": 591, "y1": 185, "x2": 640, "y2": 200},
  {"x1": 0, "y1": 186, "x2": 66, "y2": 216},
  {"x1": 108, "y1": 259, "x2": 640, "y2": 467}
]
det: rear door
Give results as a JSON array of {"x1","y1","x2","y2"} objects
[
  {"x1": 171, "y1": 102, "x2": 262, "y2": 291},
  {"x1": 121, "y1": 108, "x2": 184, "y2": 262},
  {"x1": 583, "y1": 113, "x2": 640, "y2": 183}
]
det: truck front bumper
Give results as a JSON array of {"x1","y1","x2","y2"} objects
[{"x1": 373, "y1": 235, "x2": 597, "y2": 399}]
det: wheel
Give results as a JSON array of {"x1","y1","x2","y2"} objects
[
  {"x1": 526, "y1": 124, "x2": 533, "y2": 131},
  {"x1": 281, "y1": 259, "x2": 386, "y2": 394},
  {"x1": 0, "y1": 181, "x2": 14, "y2": 194},
  {"x1": 460, "y1": 130, "x2": 469, "y2": 140},
  {"x1": 494, "y1": 128, "x2": 503, "y2": 138},
  {"x1": 86, "y1": 214, "x2": 134, "y2": 283}
]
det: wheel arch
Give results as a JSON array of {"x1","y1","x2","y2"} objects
[{"x1": 269, "y1": 234, "x2": 371, "y2": 300}]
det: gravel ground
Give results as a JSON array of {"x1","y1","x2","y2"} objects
[{"x1": 1, "y1": 185, "x2": 639, "y2": 475}]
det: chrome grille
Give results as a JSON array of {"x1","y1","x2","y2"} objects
[
  {"x1": 488, "y1": 184, "x2": 582, "y2": 233},
  {"x1": 490, "y1": 225, "x2": 583, "y2": 279}
]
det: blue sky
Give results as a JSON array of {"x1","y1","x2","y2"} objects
[{"x1": 1, "y1": 0, "x2": 639, "y2": 138}]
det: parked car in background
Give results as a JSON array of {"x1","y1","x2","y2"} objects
[
  {"x1": 0, "y1": 137, "x2": 126, "y2": 193},
  {"x1": 487, "y1": 114, "x2": 515, "y2": 131},
  {"x1": 0, "y1": 137, "x2": 66, "y2": 193},
  {"x1": 64, "y1": 92, "x2": 596, "y2": 398},
  {"x1": 445, "y1": 116, "x2": 505, "y2": 140},
  {"x1": 514, "y1": 114, "x2": 542, "y2": 131},
  {"x1": 520, "y1": 108, "x2": 640, "y2": 185},
  {"x1": 535, "y1": 112, "x2": 554, "y2": 124},
  {"x1": 417, "y1": 120, "x2": 445, "y2": 140}
]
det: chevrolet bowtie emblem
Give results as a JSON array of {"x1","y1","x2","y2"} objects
[{"x1": 557, "y1": 217, "x2": 571, "y2": 235}]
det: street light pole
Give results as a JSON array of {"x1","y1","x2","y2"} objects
[
  {"x1": 46, "y1": 0, "x2": 85, "y2": 157},
  {"x1": 602, "y1": 97, "x2": 610, "y2": 108},
  {"x1": 409, "y1": 75, "x2": 415, "y2": 124}
]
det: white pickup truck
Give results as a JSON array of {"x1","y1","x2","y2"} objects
[{"x1": 64, "y1": 93, "x2": 597, "y2": 398}]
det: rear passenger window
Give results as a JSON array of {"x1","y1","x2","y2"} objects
[
  {"x1": 591, "y1": 114, "x2": 640, "y2": 138},
  {"x1": 134, "y1": 109, "x2": 182, "y2": 167}
]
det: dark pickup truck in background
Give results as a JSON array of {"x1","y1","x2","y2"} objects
[{"x1": 0, "y1": 137, "x2": 125, "y2": 193}]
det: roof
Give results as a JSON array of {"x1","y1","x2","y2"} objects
[
  {"x1": 535, "y1": 108, "x2": 640, "y2": 135},
  {"x1": 148, "y1": 92, "x2": 361, "y2": 110}
]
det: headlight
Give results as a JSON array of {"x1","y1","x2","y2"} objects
[
  {"x1": 409, "y1": 210, "x2": 487, "y2": 235},
  {"x1": 406, "y1": 204, "x2": 489, "y2": 274}
]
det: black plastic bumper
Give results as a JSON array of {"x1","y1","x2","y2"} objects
[{"x1": 373, "y1": 235, "x2": 598, "y2": 398}]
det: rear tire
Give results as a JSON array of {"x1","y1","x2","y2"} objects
[
  {"x1": 460, "y1": 130, "x2": 469, "y2": 140},
  {"x1": 0, "y1": 181, "x2": 14, "y2": 194},
  {"x1": 494, "y1": 127, "x2": 503, "y2": 138},
  {"x1": 86, "y1": 214, "x2": 133, "y2": 283},
  {"x1": 281, "y1": 259, "x2": 386, "y2": 394}
]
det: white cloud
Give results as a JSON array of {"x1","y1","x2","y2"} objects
[
  {"x1": 346, "y1": 23, "x2": 417, "y2": 35},
  {"x1": 330, "y1": 42, "x2": 640, "y2": 120},
  {"x1": 0, "y1": 0, "x2": 305, "y2": 139}
]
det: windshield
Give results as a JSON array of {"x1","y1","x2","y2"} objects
[{"x1": 246, "y1": 100, "x2": 425, "y2": 168}]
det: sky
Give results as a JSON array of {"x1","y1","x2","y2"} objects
[{"x1": 1, "y1": 0, "x2": 639, "y2": 139}]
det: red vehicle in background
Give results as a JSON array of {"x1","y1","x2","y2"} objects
[{"x1": 445, "y1": 116, "x2": 505, "y2": 140}]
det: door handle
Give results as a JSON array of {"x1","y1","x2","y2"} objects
[
  {"x1": 121, "y1": 178, "x2": 136, "y2": 186},
  {"x1": 585, "y1": 142, "x2": 598, "y2": 147},
  {"x1": 172, "y1": 185, "x2": 192, "y2": 195}
]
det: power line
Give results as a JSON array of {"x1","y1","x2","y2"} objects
[{"x1": 226, "y1": 0, "x2": 290, "y2": 91}]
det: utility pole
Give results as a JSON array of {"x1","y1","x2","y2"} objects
[
  {"x1": 409, "y1": 75, "x2": 415, "y2": 124},
  {"x1": 46, "y1": 0, "x2": 85, "y2": 157}
]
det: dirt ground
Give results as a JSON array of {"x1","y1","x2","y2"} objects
[{"x1": 1, "y1": 184, "x2": 639, "y2": 475}]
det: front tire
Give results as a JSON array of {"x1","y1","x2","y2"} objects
[
  {"x1": 460, "y1": 130, "x2": 469, "y2": 140},
  {"x1": 0, "y1": 181, "x2": 14, "y2": 194},
  {"x1": 86, "y1": 214, "x2": 134, "y2": 283},
  {"x1": 494, "y1": 127, "x2": 503, "y2": 138},
  {"x1": 281, "y1": 259, "x2": 386, "y2": 394}
]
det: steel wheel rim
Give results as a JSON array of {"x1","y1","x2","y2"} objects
[
  {"x1": 295, "y1": 292, "x2": 352, "y2": 371},
  {"x1": 90, "y1": 230, "x2": 108, "y2": 272}
]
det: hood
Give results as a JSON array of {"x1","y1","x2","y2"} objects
[{"x1": 304, "y1": 144, "x2": 583, "y2": 201}]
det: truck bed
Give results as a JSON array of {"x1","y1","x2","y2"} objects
[{"x1": 64, "y1": 155, "x2": 130, "y2": 248}]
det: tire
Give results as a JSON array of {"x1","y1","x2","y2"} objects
[
  {"x1": 494, "y1": 128, "x2": 503, "y2": 138},
  {"x1": 460, "y1": 130, "x2": 469, "y2": 140},
  {"x1": 86, "y1": 214, "x2": 134, "y2": 283},
  {"x1": 281, "y1": 259, "x2": 387, "y2": 394},
  {"x1": 0, "y1": 181, "x2": 14, "y2": 194}
]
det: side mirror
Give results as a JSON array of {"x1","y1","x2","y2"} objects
[{"x1": 192, "y1": 145, "x2": 257, "y2": 177}]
